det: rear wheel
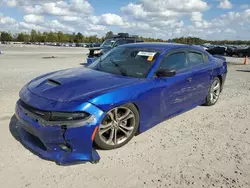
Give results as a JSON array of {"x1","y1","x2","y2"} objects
[
  {"x1": 239, "y1": 53, "x2": 244, "y2": 58},
  {"x1": 94, "y1": 103, "x2": 139, "y2": 150},
  {"x1": 204, "y1": 77, "x2": 221, "y2": 106}
]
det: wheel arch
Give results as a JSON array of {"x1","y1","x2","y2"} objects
[
  {"x1": 216, "y1": 75, "x2": 223, "y2": 92},
  {"x1": 129, "y1": 102, "x2": 141, "y2": 135},
  {"x1": 130, "y1": 102, "x2": 140, "y2": 115}
]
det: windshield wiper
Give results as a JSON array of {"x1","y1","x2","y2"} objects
[{"x1": 109, "y1": 60, "x2": 128, "y2": 76}]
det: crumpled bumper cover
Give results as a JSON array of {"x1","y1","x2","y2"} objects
[{"x1": 15, "y1": 100, "x2": 105, "y2": 165}]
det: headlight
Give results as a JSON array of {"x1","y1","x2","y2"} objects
[
  {"x1": 46, "y1": 112, "x2": 94, "y2": 127},
  {"x1": 94, "y1": 49, "x2": 102, "y2": 54},
  {"x1": 50, "y1": 112, "x2": 90, "y2": 122}
]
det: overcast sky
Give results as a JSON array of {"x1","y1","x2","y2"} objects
[{"x1": 0, "y1": 0, "x2": 249, "y2": 40}]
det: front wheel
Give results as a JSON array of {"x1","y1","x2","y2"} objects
[
  {"x1": 204, "y1": 77, "x2": 221, "y2": 106},
  {"x1": 94, "y1": 103, "x2": 139, "y2": 150}
]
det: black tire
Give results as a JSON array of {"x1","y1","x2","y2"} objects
[
  {"x1": 204, "y1": 77, "x2": 221, "y2": 106},
  {"x1": 239, "y1": 53, "x2": 244, "y2": 58},
  {"x1": 223, "y1": 52, "x2": 227, "y2": 56},
  {"x1": 94, "y1": 103, "x2": 139, "y2": 150}
]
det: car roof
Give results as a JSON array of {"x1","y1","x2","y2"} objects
[
  {"x1": 108, "y1": 37, "x2": 136, "y2": 40},
  {"x1": 121, "y1": 42, "x2": 201, "y2": 51}
]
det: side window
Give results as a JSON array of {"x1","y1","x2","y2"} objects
[
  {"x1": 188, "y1": 52, "x2": 204, "y2": 67},
  {"x1": 124, "y1": 40, "x2": 134, "y2": 44},
  {"x1": 115, "y1": 40, "x2": 127, "y2": 46},
  {"x1": 160, "y1": 52, "x2": 187, "y2": 71}
]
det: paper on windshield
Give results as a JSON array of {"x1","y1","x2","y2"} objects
[
  {"x1": 137, "y1": 51, "x2": 156, "y2": 62},
  {"x1": 137, "y1": 51, "x2": 156, "y2": 57}
]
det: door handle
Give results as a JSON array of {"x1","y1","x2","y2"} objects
[{"x1": 186, "y1": 77, "x2": 192, "y2": 82}]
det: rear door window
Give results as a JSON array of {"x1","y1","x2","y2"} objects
[
  {"x1": 159, "y1": 52, "x2": 187, "y2": 71},
  {"x1": 187, "y1": 52, "x2": 204, "y2": 67}
]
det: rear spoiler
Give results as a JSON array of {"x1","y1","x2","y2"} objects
[{"x1": 213, "y1": 55, "x2": 226, "y2": 61}]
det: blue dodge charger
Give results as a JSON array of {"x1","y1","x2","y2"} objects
[{"x1": 15, "y1": 43, "x2": 227, "y2": 164}]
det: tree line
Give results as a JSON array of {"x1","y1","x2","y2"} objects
[
  {"x1": 0, "y1": 30, "x2": 103, "y2": 43},
  {"x1": 1, "y1": 30, "x2": 250, "y2": 45}
]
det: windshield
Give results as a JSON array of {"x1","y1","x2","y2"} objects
[
  {"x1": 88, "y1": 46, "x2": 162, "y2": 78},
  {"x1": 101, "y1": 39, "x2": 115, "y2": 47}
]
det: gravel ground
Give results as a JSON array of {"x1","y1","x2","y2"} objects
[{"x1": 0, "y1": 44, "x2": 250, "y2": 188}]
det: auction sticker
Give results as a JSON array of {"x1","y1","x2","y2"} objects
[
  {"x1": 137, "y1": 51, "x2": 156, "y2": 57},
  {"x1": 147, "y1": 56, "x2": 154, "y2": 61}
]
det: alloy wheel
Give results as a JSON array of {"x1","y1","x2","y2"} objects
[
  {"x1": 99, "y1": 107, "x2": 136, "y2": 146},
  {"x1": 210, "y1": 79, "x2": 221, "y2": 104}
]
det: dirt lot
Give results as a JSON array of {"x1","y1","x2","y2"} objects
[{"x1": 0, "y1": 44, "x2": 250, "y2": 188}]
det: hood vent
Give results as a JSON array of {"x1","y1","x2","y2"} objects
[{"x1": 47, "y1": 79, "x2": 61, "y2": 86}]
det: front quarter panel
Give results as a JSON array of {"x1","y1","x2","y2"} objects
[{"x1": 89, "y1": 79, "x2": 170, "y2": 133}]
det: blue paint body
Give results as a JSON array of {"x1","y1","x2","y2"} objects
[
  {"x1": 15, "y1": 43, "x2": 227, "y2": 164},
  {"x1": 87, "y1": 57, "x2": 96, "y2": 65}
]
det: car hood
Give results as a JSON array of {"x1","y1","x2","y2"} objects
[
  {"x1": 27, "y1": 68, "x2": 139, "y2": 102},
  {"x1": 89, "y1": 46, "x2": 112, "y2": 51}
]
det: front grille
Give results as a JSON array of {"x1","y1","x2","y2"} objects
[{"x1": 20, "y1": 100, "x2": 51, "y2": 121}]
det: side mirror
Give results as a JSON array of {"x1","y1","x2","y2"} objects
[{"x1": 156, "y1": 69, "x2": 176, "y2": 77}]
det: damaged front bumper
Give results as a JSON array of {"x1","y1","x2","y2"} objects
[{"x1": 15, "y1": 100, "x2": 105, "y2": 165}]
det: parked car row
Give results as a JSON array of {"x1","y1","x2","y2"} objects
[
  {"x1": 0, "y1": 41, "x2": 11, "y2": 45},
  {"x1": 1, "y1": 41, "x2": 102, "y2": 48},
  {"x1": 21, "y1": 42, "x2": 101, "y2": 48},
  {"x1": 202, "y1": 44, "x2": 250, "y2": 57}
]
